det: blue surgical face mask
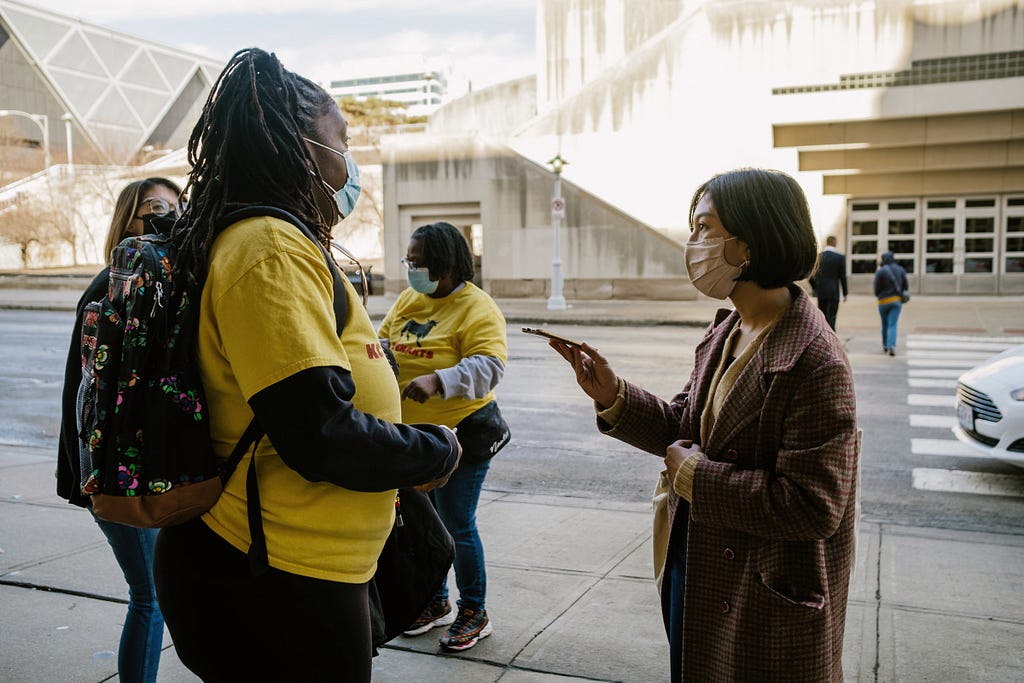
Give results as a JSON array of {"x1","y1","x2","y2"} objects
[
  {"x1": 407, "y1": 268, "x2": 439, "y2": 294},
  {"x1": 331, "y1": 152, "x2": 361, "y2": 218},
  {"x1": 303, "y1": 136, "x2": 361, "y2": 219}
]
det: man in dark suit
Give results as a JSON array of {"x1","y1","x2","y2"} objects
[{"x1": 809, "y1": 235, "x2": 848, "y2": 331}]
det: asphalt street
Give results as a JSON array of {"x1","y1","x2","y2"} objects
[{"x1": 1, "y1": 285, "x2": 1023, "y2": 681}]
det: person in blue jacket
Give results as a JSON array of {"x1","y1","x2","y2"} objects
[{"x1": 873, "y1": 251, "x2": 910, "y2": 356}]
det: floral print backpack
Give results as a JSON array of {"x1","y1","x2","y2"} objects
[
  {"x1": 75, "y1": 206, "x2": 341, "y2": 534},
  {"x1": 75, "y1": 231, "x2": 254, "y2": 527}
]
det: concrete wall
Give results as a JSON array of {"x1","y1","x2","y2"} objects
[
  {"x1": 428, "y1": 76, "x2": 538, "y2": 138},
  {"x1": 381, "y1": 134, "x2": 693, "y2": 299},
  {"x1": 518, "y1": 0, "x2": 1024, "y2": 241},
  {"x1": 382, "y1": 0, "x2": 1024, "y2": 298}
]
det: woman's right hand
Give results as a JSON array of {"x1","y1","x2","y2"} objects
[
  {"x1": 416, "y1": 425, "x2": 462, "y2": 492},
  {"x1": 548, "y1": 340, "x2": 619, "y2": 409}
]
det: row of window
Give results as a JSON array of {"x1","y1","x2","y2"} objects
[
  {"x1": 774, "y1": 50, "x2": 1024, "y2": 95},
  {"x1": 329, "y1": 72, "x2": 446, "y2": 89},
  {"x1": 847, "y1": 196, "x2": 1024, "y2": 275},
  {"x1": 331, "y1": 84, "x2": 444, "y2": 100}
]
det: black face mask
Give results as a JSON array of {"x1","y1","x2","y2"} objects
[{"x1": 141, "y1": 212, "x2": 177, "y2": 235}]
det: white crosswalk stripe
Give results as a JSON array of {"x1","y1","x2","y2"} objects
[
  {"x1": 907, "y1": 378, "x2": 957, "y2": 389},
  {"x1": 909, "y1": 414, "x2": 957, "y2": 428},
  {"x1": 907, "y1": 358, "x2": 980, "y2": 368},
  {"x1": 907, "y1": 350, "x2": 1002, "y2": 360},
  {"x1": 908, "y1": 368, "x2": 965, "y2": 378},
  {"x1": 912, "y1": 468, "x2": 1024, "y2": 498},
  {"x1": 906, "y1": 334, "x2": 1024, "y2": 345},
  {"x1": 911, "y1": 438, "x2": 983, "y2": 457},
  {"x1": 907, "y1": 340, "x2": 1022, "y2": 352},
  {"x1": 908, "y1": 393, "x2": 955, "y2": 407},
  {"x1": 904, "y1": 333, "x2": 1023, "y2": 497}
]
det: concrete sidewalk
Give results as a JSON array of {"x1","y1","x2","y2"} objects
[
  {"x1": 2, "y1": 278, "x2": 1023, "y2": 681},
  {"x1": 3, "y1": 444, "x2": 1024, "y2": 682}
]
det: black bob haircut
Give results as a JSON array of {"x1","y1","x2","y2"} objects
[
  {"x1": 411, "y1": 222, "x2": 474, "y2": 285},
  {"x1": 688, "y1": 168, "x2": 818, "y2": 289}
]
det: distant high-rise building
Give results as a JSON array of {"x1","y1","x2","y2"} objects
[{"x1": 326, "y1": 57, "x2": 465, "y2": 117}]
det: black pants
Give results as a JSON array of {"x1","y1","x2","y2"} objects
[
  {"x1": 154, "y1": 518, "x2": 371, "y2": 682},
  {"x1": 817, "y1": 297, "x2": 839, "y2": 331}
]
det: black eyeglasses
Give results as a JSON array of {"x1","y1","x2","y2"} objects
[{"x1": 330, "y1": 241, "x2": 369, "y2": 307}]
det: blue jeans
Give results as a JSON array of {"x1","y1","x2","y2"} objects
[
  {"x1": 92, "y1": 512, "x2": 163, "y2": 683},
  {"x1": 661, "y1": 509, "x2": 688, "y2": 683},
  {"x1": 878, "y1": 301, "x2": 902, "y2": 349},
  {"x1": 431, "y1": 458, "x2": 491, "y2": 611}
]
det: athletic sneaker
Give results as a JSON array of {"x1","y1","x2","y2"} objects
[
  {"x1": 440, "y1": 606, "x2": 492, "y2": 651},
  {"x1": 403, "y1": 597, "x2": 454, "y2": 636}
]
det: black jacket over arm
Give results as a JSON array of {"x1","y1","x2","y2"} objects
[
  {"x1": 57, "y1": 269, "x2": 108, "y2": 508},
  {"x1": 249, "y1": 367, "x2": 459, "y2": 492}
]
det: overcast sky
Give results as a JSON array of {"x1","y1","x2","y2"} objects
[{"x1": 29, "y1": 0, "x2": 538, "y2": 91}]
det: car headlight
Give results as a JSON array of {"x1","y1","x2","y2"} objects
[{"x1": 1012, "y1": 387, "x2": 1024, "y2": 401}]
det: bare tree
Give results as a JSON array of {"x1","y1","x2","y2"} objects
[
  {"x1": 38, "y1": 180, "x2": 82, "y2": 265},
  {"x1": 0, "y1": 198, "x2": 48, "y2": 268},
  {"x1": 62, "y1": 171, "x2": 123, "y2": 264}
]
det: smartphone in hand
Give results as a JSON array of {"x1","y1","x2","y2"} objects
[{"x1": 521, "y1": 327, "x2": 582, "y2": 347}]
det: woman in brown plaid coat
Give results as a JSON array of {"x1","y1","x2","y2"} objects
[{"x1": 551, "y1": 169, "x2": 858, "y2": 682}]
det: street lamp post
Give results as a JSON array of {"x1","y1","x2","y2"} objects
[
  {"x1": 61, "y1": 112, "x2": 73, "y2": 173},
  {"x1": 0, "y1": 109, "x2": 50, "y2": 172},
  {"x1": 547, "y1": 154, "x2": 568, "y2": 311}
]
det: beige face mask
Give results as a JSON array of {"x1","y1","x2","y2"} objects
[{"x1": 684, "y1": 236, "x2": 744, "y2": 299}]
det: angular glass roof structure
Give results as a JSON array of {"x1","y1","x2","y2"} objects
[{"x1": 0, "y1": 0, "x2": 223, "y2": 164}]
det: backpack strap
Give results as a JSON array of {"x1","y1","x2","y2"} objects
[
  {"x1": 884, "y1": 263, "x2": 903, "y2": 294},
  {"x1": 217, "y1": 419, "x2": 265, "y2": 485},
  {"x1": 215, "y1": 206, "x2": 352, "y2": 575}
]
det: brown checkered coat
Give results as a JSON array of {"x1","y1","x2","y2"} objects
[{"x1": 602, "y1": 286, "x2": 858, "y2": 682}]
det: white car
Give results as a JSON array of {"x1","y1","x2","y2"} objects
[{"x1": 953, "y1": 344, "x2": 1024, "y2": 468}]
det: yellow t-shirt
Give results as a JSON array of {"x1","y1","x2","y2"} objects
[
  {"x1": 198, "y1": 216, "x2": 399, "y2": 583},
  {"x1": 378, "y1": 283, "x2": 507, "y2": 427}
]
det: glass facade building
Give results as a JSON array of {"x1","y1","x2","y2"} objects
[{"x1": 0, "y1": 0, "x2": 222, "y2": 166}]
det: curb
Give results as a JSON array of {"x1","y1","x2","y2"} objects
[{"x1": 0, "y1": 301, "x2": 716, "y2": 327}]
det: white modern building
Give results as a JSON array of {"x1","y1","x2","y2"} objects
[{"x1": 382, "y1": 0, "x2": 1024, "y2": 298}]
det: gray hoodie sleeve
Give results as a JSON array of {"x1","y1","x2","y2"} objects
[{"x1": 435, "y1": 355, "x2": 506, "y2": 399}]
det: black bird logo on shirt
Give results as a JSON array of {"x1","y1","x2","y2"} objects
[{"x1": 400, "y1": 319, "x2": 437, "y2": 347}]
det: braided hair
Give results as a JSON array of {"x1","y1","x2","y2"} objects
[
  {"x1": 173, "y1": 47, "x2": 338, "y2": 279},
  {"x1": 412, "y1": 222, "x2": 475, "y2": 284}
]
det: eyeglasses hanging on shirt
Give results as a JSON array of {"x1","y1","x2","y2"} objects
[{"x1": 330, "y1": 240, "x2": 369, "y2": 308}]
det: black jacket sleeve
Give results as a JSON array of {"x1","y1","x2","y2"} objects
[
  {"x1": 57, "y1": 269, "x2": 109, "y2": 507},
  {"x1": 248, "y1": 365, "x2": 460, "y2": 492}
]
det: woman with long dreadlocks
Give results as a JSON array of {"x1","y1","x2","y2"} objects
[{"x1": 152, "y1": 48, "x2": 460, "y2": 681}]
